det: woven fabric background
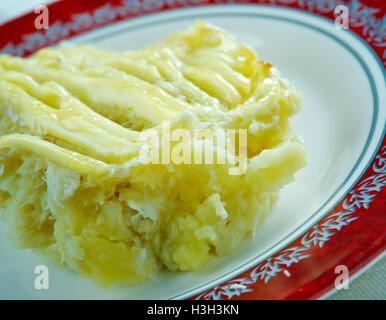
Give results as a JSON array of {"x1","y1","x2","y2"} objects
[{"x1": 0, "y1": 0, "x2": 384, "y2": 300}]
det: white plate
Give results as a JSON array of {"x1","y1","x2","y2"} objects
[{"x1": 0, "y1": 4, "x2": 385, "y2": 299}]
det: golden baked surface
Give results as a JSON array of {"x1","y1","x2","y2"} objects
[{"x1": 0, "y1": 20, "x2": 306, "y2": 288}]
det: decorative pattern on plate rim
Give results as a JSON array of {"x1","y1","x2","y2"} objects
[
  {"x1": 0, "y1": 0, "x2": 385, "y2": 65},
  {"x1": 196, "y1": 145, "x2": 386, "y2": 299}
]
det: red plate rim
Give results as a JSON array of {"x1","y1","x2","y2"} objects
[{"x1": 0, "y1": 0, "x2": 385, "y2": 300}]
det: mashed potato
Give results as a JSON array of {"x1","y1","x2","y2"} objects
[{"x1": 0, "y1": 20, "x2": 306, "y2": 288}]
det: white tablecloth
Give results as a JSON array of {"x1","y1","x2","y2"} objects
[{"x1": 0, "y1": 0, "x2": 384, "y2": 301}]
